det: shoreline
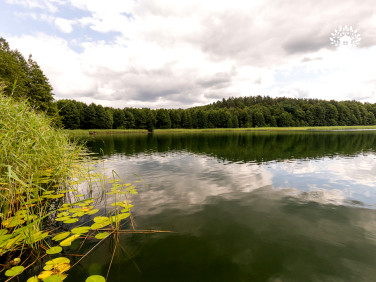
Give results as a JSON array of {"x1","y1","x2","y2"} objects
[{"x1": 64, "y1": 125, "x2": 376, "y2": 136}]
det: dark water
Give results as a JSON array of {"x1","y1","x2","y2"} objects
[{"x1": 68, "y1": 131, "x2": 376, "y2": 281}]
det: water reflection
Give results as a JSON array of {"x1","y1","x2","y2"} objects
[
  {"x1": 66, "y1": 131, "x2": 376, "y2": 281},
  {"x1": 84, "y1": 131, "x2": 376, "y2": 163},
  {"x1": 69, "y1": 187, "x2": 376, "y2": 281}
]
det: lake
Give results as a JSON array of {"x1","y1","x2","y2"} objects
[{"x1": 68, "y1": 131, "x2": 376, "y2": 281}]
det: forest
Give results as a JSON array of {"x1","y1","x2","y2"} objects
[{"x1": 1, "y1": 37, "x2": 376, "y2": 131}]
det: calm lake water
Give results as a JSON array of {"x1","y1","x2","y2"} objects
[{"x1": 67, "y1": 131, "x2": 376, "y2": 281}]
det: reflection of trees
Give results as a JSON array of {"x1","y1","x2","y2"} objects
[{"x1": 85, "y1": 132, "x2": 376, "y2": 163}]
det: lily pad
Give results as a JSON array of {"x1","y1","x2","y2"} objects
[
  {"x1": 55, "y1": 216, "x2": 71, "y2": 222},
  {"x1": 95, "y1": 232, "x2": 110, "y2": 239},
  {"x1": 71, "y1": 226, "x2": 91, "y2": 234},
  {"x1": 57, "y1": 212, "x2": 70, "y2": 218},
  {"x1": 64, "y1": 218, "x2": 78, "y2": 224},
  {"x1": 27, "y1": 276, "x2": 39, "y2": 282},
  {"x1": 52, "y1": 232, "x2": 71, "y2": 241},
  {"x1": 60, "y1": 234, "x2": 80, "y2": 247},
  {"x1": 86, "y1": 209, "x2": 99, "y2": 215},
  {"x1": 86, "y1": 275, "x2": 106, "y2": 282},
  {"x1": 38, "y1": 270, "x2": 54, "y2": 279},
  {"x1": 5, "y1": 265, "x2": 24, "y2": 276},
  {"x1": 46, "y1": 246, "x2": 63, "y2": 254},
  {"x1": 45, "y1": 257, "x2": 70, "y2": 266}
]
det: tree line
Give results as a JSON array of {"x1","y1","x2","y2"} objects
[
  {"x1": 56, "y1": 96, "x2": 376, "y2": 130},
  {"x1": 2, "y1": 37, "x2": 376, "y2": 130}
]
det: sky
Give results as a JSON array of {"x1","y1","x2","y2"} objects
[{"x1": 0, "y1": 0, "x2": 376, "y2": 109}]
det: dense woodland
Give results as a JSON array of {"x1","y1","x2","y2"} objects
[
  {"x1": 55, "y1": 96, "x2": 376, "y2": 130},
  {"x1": 1, "y1": 37, "x2": 376, "y2": 130}
]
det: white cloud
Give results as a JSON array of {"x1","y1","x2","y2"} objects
[
  {"x1": 54, "y1": 17, "x2": 75, "y2": 33},
  {"x1": 4, "y1": 0, "x2": 376, "y2": 108}
]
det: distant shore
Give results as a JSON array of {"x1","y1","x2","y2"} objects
[{"x1": 64, "y1": 126, "x2": 376, "y2": 136}]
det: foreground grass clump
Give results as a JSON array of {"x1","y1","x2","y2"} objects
[
  {"x1": 0, "y1": 91, "x2": 83, "y2": 260},
  {"x1": 0, "y1": 92, "x2": 81, "y2": 217}
]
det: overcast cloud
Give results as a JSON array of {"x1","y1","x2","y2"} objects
[{"x1": 0, "y1": 0, "x2": 376, "y2": 108}]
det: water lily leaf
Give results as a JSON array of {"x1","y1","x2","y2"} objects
[
  {"x1": 110, "y1": 202, "x2": 123, "y2": 207},
  {"x1": 52, "y1": 232, "x2": 71, "y2": 241},
  {"x1": 5, "y1": 265, "x2": 24, "y2": 276},
  {"x1": 57, "y1": 212, "x2": 70, "y2": 218},
  {"x1": 45, "y1": 257, "x2": 70, "y2": 266},
  {"x1": 86, "y1": 209, "x2": 99, "y2": 215},
  {"x1": 44, "y1": 264, "x2": 54, "y2": 271},
  {"x1": 71, "y1": 211, "x2": 85, "y2": 217},
  {"x1": 71, "y1": 226, "x2": 91, "y2": 234},
  {"x1": 27, "y1": 276, "x2": 39, "y2": 282},
  {"x1": 60, "y1": 234, "x2": 80, "y2": 247},
  {"x1": 93, "y1": 216, "x2": 109, "y2": 223},
  {"x1": 68, "y1": 208, "x2": 82, "y2": 213},
  {"x1": 44, "y1": 274, "x2": 67, "y2": 282},
  {"x1": 55, "y1": 263, "x2": 70, "y2": 273},
  {"x1": 86, "y1": 275, "x2": 106, "y2": 282},
  {"x1": 38, "y1": 270, "x2": 54, "y2": 279},
  {"x1": 58, "y1": 207, "x2": 70, "y2": 211},
  {"x1": 55, "y1": 216, "x2": 71, "y2": 222},
  {"x1": 46, "y1": 246, "x2": 62, "y2": 254},
  {"x1": 63, "y1": 218, "x2": 78, "y2": 224},
  {"x1": 91, "y1": 220, "x2": 111, "y2": 230},
  {"x1": 111, "y1": 213, "x2": 130, "y2": 222},
  {"x1": 95, "y1": 232, "x2": 110, "y2": 239}
]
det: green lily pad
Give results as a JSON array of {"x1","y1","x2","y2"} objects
[
  {"x1": 91, "y1": 220, "x2": 111, "y2": 230},
  {"x1": 63, "y1": 218, "x2": 78, "y2": 224},
  {"x1": 55, "y1": 216, "x2": 71, "y2": 222},
  {"x1": 52, "y1": 232, "x2": 71, "y2": 241},
  {"x1": 71, "y1": 226, "x2": 91, "y2": 234},
  {"x1": 5, "y1": 265, "x2": 24, "y2": 276},
  {"x1": 86, "y1": 209, "x2": 99, "y2": 215},
  {"x1": 27, "y1": 276, "x2": 39, "y2": 282},
  {"x1": 110, "y1": 213, "x2": 130, "y2": 222},
  {"x1": 68, "y1": 208, "x2": 82, "y2": 213},
  {"x1": 86, "y1": 275, "x2": 106, "y2": 282},
  {"x1": 72, "y1": 211, "x2": 85, "y2": 217},
  {"x1": 45, "y1": 257, "x2": 70, "y2": 266},
  {"x1": 57, "y1": 212, "x2": 70, "y2": 218},
  {"x1": 95, "y1": 232, "x2": 110, "y2": 239},
  {"x1": 60, "y1": 234, "x2": 80, "y2": 247},
  {"x1": 46, "y1": 246, "x2": 63, "y2": 254}
]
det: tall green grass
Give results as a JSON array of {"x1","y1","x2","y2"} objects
[{"x1": 0, "y1": 90, "x2": 82, "y2": 253}]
